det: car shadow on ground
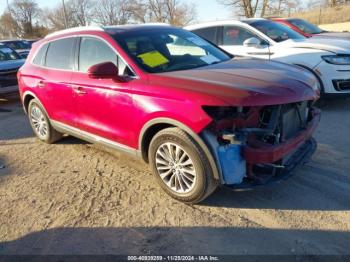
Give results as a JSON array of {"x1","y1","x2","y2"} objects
[
  {"x1": 56, "y1": 136, "x2": 90, "y2": 145},
  {"x1": 316, "y1": 97, "x2": 350, "y2": 110},
  {"x1": 0, "y1": 227, "x2": 349, "y2": 256}
]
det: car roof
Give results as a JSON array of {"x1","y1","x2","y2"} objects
[
  {"x1": 0, "y1": 39, "x2": 26, "y2": 42},
  {"x1": 185, "y1": 20, "x2": 247, "y2": 30},
  {"x1": 241, "y1": 18, "x2": 269, "y2": 24},
  {"x1": 185, "y1": 18, "x2": 271, "y2": 30},
  {"x1": 45, "y1": 23, "x2": 172, "y2": 39}
]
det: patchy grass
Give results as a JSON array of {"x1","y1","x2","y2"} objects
[{"x1": 319, "y1": 22, "x2": 350, "y2": 32}]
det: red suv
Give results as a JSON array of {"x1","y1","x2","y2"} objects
[
  {"x1": 271, "y1": 18, "x2": 350, "y2": 39},
  {"x1": 18, "y1": 25, "x2": 321, "y2": 203}
]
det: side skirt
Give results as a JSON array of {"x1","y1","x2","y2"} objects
[{"x1": 51, "y1": 120, "x2": 142, "y2": 159}]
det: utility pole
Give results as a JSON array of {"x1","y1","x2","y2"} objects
[
  {"x1": 6, "y1": 0, "x2": 14, "y2": 38},
  {"x1": 6, "y1": 0, "x2": 10, "y2": 11},
  {"x1": 62, "y1": 0, "x2": 68, "y2": 29}
]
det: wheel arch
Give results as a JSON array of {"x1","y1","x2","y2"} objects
[
  {"x1": 22, "y1": 91, "x2": 51, "y2": 118},
  {"x1": 294, "y1": 64, "x2": 325, "y2": 93},
  {"x1": 139, "y1": 118, "x2": 220, "y2": 181}
]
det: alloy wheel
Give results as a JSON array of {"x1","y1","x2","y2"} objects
[
  {"x1": 155, "y1": 142, "x2": 197, "y2": 194},
  {"x1": 30, "y1": 105, "x2": 48, "y2": 139}
]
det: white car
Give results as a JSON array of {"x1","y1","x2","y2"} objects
[{"x1": 185, "y1": 19, "x2": 350, "y2": 95}]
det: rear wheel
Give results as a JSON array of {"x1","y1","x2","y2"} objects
[
  {"x1": 28, "y1": 99, "x2": 63, "y2": 144},
  {"x1": 148, "y1": 127, "x2": 218, "y2": 204}
]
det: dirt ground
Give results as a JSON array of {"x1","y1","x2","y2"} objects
[{"x1": 0, "y1": 97, "x2": 349, "y2": 256}]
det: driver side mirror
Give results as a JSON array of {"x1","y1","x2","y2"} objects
[
  {"x1": 88, "y1": 62, "x2": 124, "y2": 82},
  {"x1": 243, "y1": 37, "x2": 265, "y2": 48}
]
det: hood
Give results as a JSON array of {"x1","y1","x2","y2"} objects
[
  {"x1": 0, "y1": 59, "x2": 25, "y2": 71},
  {"x1": 314, "y1": 32, "x2": 350, "y2": 40},
  {"x1": 151, "y1": 58, "x2": 319, "y2": 106},
  {"x1": 280, "y1": 38, "x2": 350, "y2": 54}
]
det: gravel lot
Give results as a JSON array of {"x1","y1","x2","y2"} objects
[{"x1": 0, "y1": 97, "x2": 349, "y2": 256}]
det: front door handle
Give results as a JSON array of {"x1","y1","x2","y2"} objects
[{"x1": 72, "y1": 85, "x2": 87, "y2": 95}]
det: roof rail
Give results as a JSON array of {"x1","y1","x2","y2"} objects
[{"x1": 45, "y1": 26, "x2": 104, "y2": 39}]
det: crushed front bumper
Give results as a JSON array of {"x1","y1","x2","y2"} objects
[
  {"x1": 227, "y1": 108, "x2": 321, "y2": 189},
  {"x1": 243, "y1": 109, "x2": 321, "y2": 165}
]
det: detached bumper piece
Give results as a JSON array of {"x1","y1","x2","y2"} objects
[{"x1": 226, "y1": 138, "x2": 317, "y2": 190}]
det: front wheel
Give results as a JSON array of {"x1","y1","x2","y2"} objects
[
  {"x1": 148, "y1": 127, "x2": 218, "y2": 204},
  {"x1": 28, "y1": 99, "x2": 63, "y2": 144}
]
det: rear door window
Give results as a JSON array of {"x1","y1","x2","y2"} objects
[
  {"x1": 192, "y1": 27, "x2": 219, "y2": 45},
  {"x1": 45, "y1": 38, "x2": 76, "y2": 70},
  {"x1": 223, "y1": 26, "x2": 259, "y2": 45}
]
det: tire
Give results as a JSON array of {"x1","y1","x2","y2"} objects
[
  {"x1": 28, "y1": 99, "x2": 63, "y2": 144},
  {"x1": 148, "y1": 127, "x2": 218, "y2": 204}
]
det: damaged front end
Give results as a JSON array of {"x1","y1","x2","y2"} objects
[{"x1": 201, "y1": 101, "x2": 321, "y2": 188}]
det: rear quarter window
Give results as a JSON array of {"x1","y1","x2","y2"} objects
[
  {"x1": 45, "y1": 38, "x2": 76, "y2": 70},
  {"x1": 32, "y1": 43, "x2": 49, "y2": 66}
]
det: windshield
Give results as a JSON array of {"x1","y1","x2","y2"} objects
[
  {"x1": 247, "y1": 20, "x2": 306, "y2": 42},
  {"x1": 4, "y1": 40, "x2": 31, "y2": 50},
  {"x1": 0, "y1": 47, "x2": 21, "y2": 61},
  {"x1": 111, "y1": 28, "x2": 231, "y2": 73},
  {"x1": 288, "y1": 19, "x2": 324, "y2": 34}
]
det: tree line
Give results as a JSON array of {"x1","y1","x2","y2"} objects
[
  {"x1": 1, "y1": 0, "x2": 349, "y2": 39},
  {"x1": 219, "y1": 0, "x2": 350, "y2": 18},
  {"x1": 0, "y1": 0, "x2": 196, "y2": 39}
]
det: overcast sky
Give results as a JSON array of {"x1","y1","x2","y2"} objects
[{"x1": 0, "y1": 0, "x2": 232, "y2": 23}]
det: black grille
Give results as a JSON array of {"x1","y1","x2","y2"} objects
[
  {"x1": 0, "y1": 69, "x2": 18, "y2": 88},
  {"x1": 333, "y1": 79, "x2": 350, "y2": 91},
  {"x1": 281, "y1": 102, "x2": 308, "y2": 140},
  {"x1": 259, "y1": 102, "x2": 309, "y2": 143}
]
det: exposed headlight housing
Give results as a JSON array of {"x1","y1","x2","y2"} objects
[
  {"x1": 322, "y1": 55, "x2": 350, "y2": 65},
  {"x1": 202, "y1": 106, "x2": 250, "y2": 121}
]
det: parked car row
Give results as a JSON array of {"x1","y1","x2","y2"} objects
[
  {"x1": 0, "y1": 39, "x2": 36, "y2": 59},
  {"x1": 186, "y1": 18, "x2": 350, "y2": 95}
]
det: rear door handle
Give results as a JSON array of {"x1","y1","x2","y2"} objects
[{"x1": 72, "y1": 85, "x2": 87, "y2": 95}]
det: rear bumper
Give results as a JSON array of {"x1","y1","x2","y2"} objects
[{"x1": 242, "y1": 109, "x2": 321, "y2": 164}]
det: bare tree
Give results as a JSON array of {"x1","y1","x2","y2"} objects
[
  {"x1": 218, "y1": 0, "x2": 260, "y2": 18},
  {"x1": 70, "y1": 0, "x2": 94, "y2": 26},
  {"x1": 8, "y1": 0, "x2": 40, "y2": 37},
  {"x1": 218, "y1": 0, "x2": 305, "y2": 18},
  {"x1": 0, "y1": 11, "x2": 21, "y2": 38},
  {"x1": 329, "y1": 0, "x2": 350, "y2": 6},
  {"x1": 44, "y1": 0, "x2": 93, "y2": 30},
  {"x1": 44, "y1": 4, "x2": 75, "y2": 30},
  {"x1": 93, "y1": 0, "x2": 133, "y2": 25},
  {"x1": 131, "y1": 0, "x2": 197, "y2": 26},
  {"x1": 261, "y1": 0, "x2": 269, "y2": 17}
]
